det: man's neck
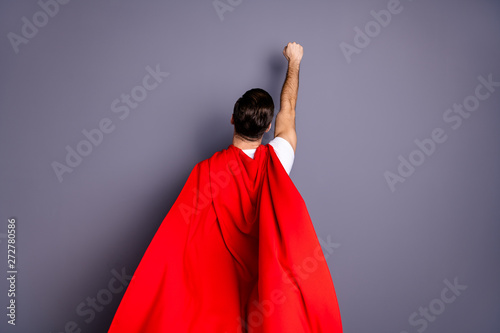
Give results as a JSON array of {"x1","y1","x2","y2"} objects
[{"x1": 232, "y1": 133, "x2": 262, "y2": 150}]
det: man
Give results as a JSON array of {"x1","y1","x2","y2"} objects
[{"x1": 108, "y1": 42, "x2": 342, "y2": 333}]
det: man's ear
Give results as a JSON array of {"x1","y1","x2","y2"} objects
[
  {"x1": 265, "y1": 122, "x2": 272, "y2": 132},
  {"x1": 230, "y1": 114, "x2": 234, "y2": 125}
]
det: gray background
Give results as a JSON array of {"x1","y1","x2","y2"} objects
[{"x1": 1, "y1": 0, "x2": 499, "y2": 332}]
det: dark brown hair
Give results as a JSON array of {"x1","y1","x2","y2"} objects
[{"x1": 233, "y1": 88, "x2": 274, "y2": 141}]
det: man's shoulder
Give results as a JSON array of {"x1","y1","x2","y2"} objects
[
  {"x1": 266, "y1": 136, "x2": 295, "y2": 175},
  {"x1": 268, "y1": 136, "x2": 294, "y2": 155}
]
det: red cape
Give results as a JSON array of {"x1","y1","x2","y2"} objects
[{"x1": 108, "y1": 143, "x2": 342, "y2": 332}]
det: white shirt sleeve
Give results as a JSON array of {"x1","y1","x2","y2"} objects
[{"x1": 268, "y1": 136, "x2": 295, "y2": 175}]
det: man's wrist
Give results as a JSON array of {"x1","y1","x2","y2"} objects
[{"x1": 288, "y1": 60, "x2": 301, "y2": 68}]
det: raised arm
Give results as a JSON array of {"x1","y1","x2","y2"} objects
[{"x1": 274, "y1": 42, "x2": 303, "y2": 153}]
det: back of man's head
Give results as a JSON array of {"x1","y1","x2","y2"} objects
[{"x1": 233, "y1": 88, "x2": 274, "y2": 141}]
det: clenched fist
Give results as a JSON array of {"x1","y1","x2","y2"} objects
[{"x1": 283, "y1": 42, "x2": 303, "y2": 64}]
